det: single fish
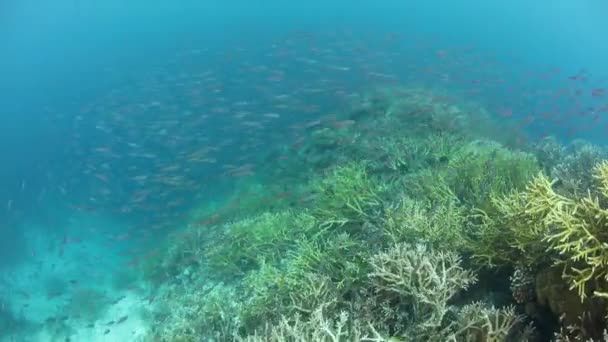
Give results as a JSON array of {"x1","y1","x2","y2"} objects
[
  {"x1": 111, "y1": 295, "x2": 126, "y2": 305},
  {"x1": 116, "y1": 315, "x2": 128, "y2": 324}
]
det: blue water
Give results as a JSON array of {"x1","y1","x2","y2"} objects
[{"x1": 2, "y1": 1, "x2": 608, "y2": 340}]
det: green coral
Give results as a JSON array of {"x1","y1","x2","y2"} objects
[
  {"x1": 369, "y1": 133, "x2": 463, "y2": 175},
  {"x1": 206, "y1": 210, "x2": 317, "y2": 278},
  {"x1": 381, "y1": 196, "x2": 468, "y2": 250},
  {"x1": 471, "y1": 161, "x2": 608, "y2": 302},
  {"x1": 401, "y1": 169, "x2": 457, "y2": 204},
  {"x1": 288, "y1": 232, "x2": 372, "y2": 291},
  {"x1": 236, "y1": 233, "x2": 373, "y2": 330},
  {"x1": 238, "y1": 261, "x2": 292, "y2": 329},
  {"x1": 445, "y1": 140, "x2": 540, "y2": 209},
  {"x1": 310, "y1": 162, "x2": 386, "y2": 230},
  {"x1": 145, "y1": 86, "x2": 555, "y2": 341},
  {"x1": 468, "y1": 173, "x2": 571, "y2": 267}
]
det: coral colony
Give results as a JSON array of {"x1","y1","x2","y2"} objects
[{"x1": 141, "y1": 87, "x2": 608, "y2": 341}]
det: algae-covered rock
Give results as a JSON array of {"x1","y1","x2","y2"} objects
[
  {"x1": 535, "y1": 266, "x2": 586, "y2": 327},
  {"x1": 535, "y1": 266, "x2": 606, "y2": 340}
]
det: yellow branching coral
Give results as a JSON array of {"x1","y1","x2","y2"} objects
[
  {"x1": 523, "y1": 173, "x2": 574, "y2": 221},
  {"x1": 544, "y1": 191, "x2": 608, "y2": 300},
  {"x1": 594, "y1": 160, "x2": 608, "y2": 198},
  {"x1": 475, "y1": 161, "x2": 608, "y2": 301},
  {"x1": 469, "y1": 173, "x2": 565, "y2": 267}
]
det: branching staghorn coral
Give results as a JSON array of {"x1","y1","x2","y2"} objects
[
  {"x1": 238, "y1": 304, "x2": 387, "y2": 342},
  {"x1": 401, "y1": 169, "x2": 456, "y2": 204},
  {"x1": 469, "y1": 172, "x2": 574, "y2": 267},
  {"x1": 381, "y1": 196, "x2": 468, "y2": 250},
  {"x1": 367, "y1": 243, "x2": 527, "y2": 341},
  {"x1": 240, "y1": 261, "x2": 340, "y2": 326},
  {"x1": 205, "y1": 211, "x2": 317, "y2": 278},
  {"x1": 368, "y1": 243, "x2": 477, "y2": 339},
  {"x1": 145, "y1": 86, "x2": 566, "y2": 341},
  {"x1": 554, "y1": 320, "x2": 608, "y2": 342},
  {"x1": 550, "y1": 140, "x2": 608, "y2": 197},
  {"x1": 472, "y1": 161, "x2": 608, "y2": 302},
  {"x1": 287, "y1": 232, "x2": 371, "y2": 291},
  {"x1": 595, "y1": 160, "x2": 608, "y2": 196},
  {"x1": 368, "y1": 133, "x2": 463, "y2": 176},
  {"x1": 445, "y1": 140, "x2": 540, "y2": 210},
  {"x1": 238, "y1": 261, "x2": 290, "y2": 328},
  {"x1": 531, "y1": 136, "x2": 566, "y2": 174},
  {"x1": 524, "y1": 172, "x2": 574, "y2": 217},
  {"x1": 454, "y1": 302, "x2": 526, "y2": 342},
  {"x1": 310, "y1": 162, "x2": 386, "y2": 231},
  {"x1": 542, "y1": 162, "x2": 608, "y2": 300}
]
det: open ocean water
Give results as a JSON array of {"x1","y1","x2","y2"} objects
[{"x1": 2, "y1": 1, "x2": 608, "y2": 341}]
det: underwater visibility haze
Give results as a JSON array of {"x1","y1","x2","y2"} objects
[{"x1": 3, "y1": 1, "x2": 608, "y2": 341}]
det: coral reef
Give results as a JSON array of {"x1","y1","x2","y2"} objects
[
  {"x1": 530, "y1": 136, "x2": 565, "y2": 174},
  {"x1": 468, "y1": 173, "x2": 566, "y2": 267},
  {"x1": 368, "y1": 243, "x2": 477, "y2": 339},
  {"x1": 237, "y1": 304, "x2": 386, "y2": 342},
  {"x1": 544, "y1": 161, "x2": 608, "y2": 300},
  {"x1": 470, "y1": 161, "x2": 608, "y2": 339},
  {"x1": 550, "y1": 140, "x2": 608, "y2": 197},
  {"x1": 142, "y1": 86, "x2": 608, "y2": 341},
  {"x1": 380, "y1": 195, "x2": 468, "y2": 250},
  {"x1": 205, "y1": 211, "x2": 317, "y2": 278},
  {"x1": 444, "y1": 140, "x2": 540, "y2": 210},
  {"x1": 310, "y1": 162, "x2": 386, "y2": 231}
]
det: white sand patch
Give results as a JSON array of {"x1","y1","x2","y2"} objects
[
  {"x1": 1, "y1": 218, "x2": 154, "y2": 341},
  {"x1": 33, "y1": 291, "x2": 151, "y2": 342}
]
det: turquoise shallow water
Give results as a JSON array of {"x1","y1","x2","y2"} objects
[{"x1": 2, "y1": 1, "x2": 608, "y2": 341}]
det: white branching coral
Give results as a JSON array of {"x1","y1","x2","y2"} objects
[
  {"x1": 238, "y1": 304, "x2": 387, "y2": 342},
  {"x1": 455, "y1": 302, "x2": 525, "y2": 342},
  {"x1": 368, "y1": 243, "x2": 477, "y2": 330}
]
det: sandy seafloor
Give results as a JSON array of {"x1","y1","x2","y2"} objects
[{"x1": 1, "y1": 215, "x2": 154, "y2": 342}]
